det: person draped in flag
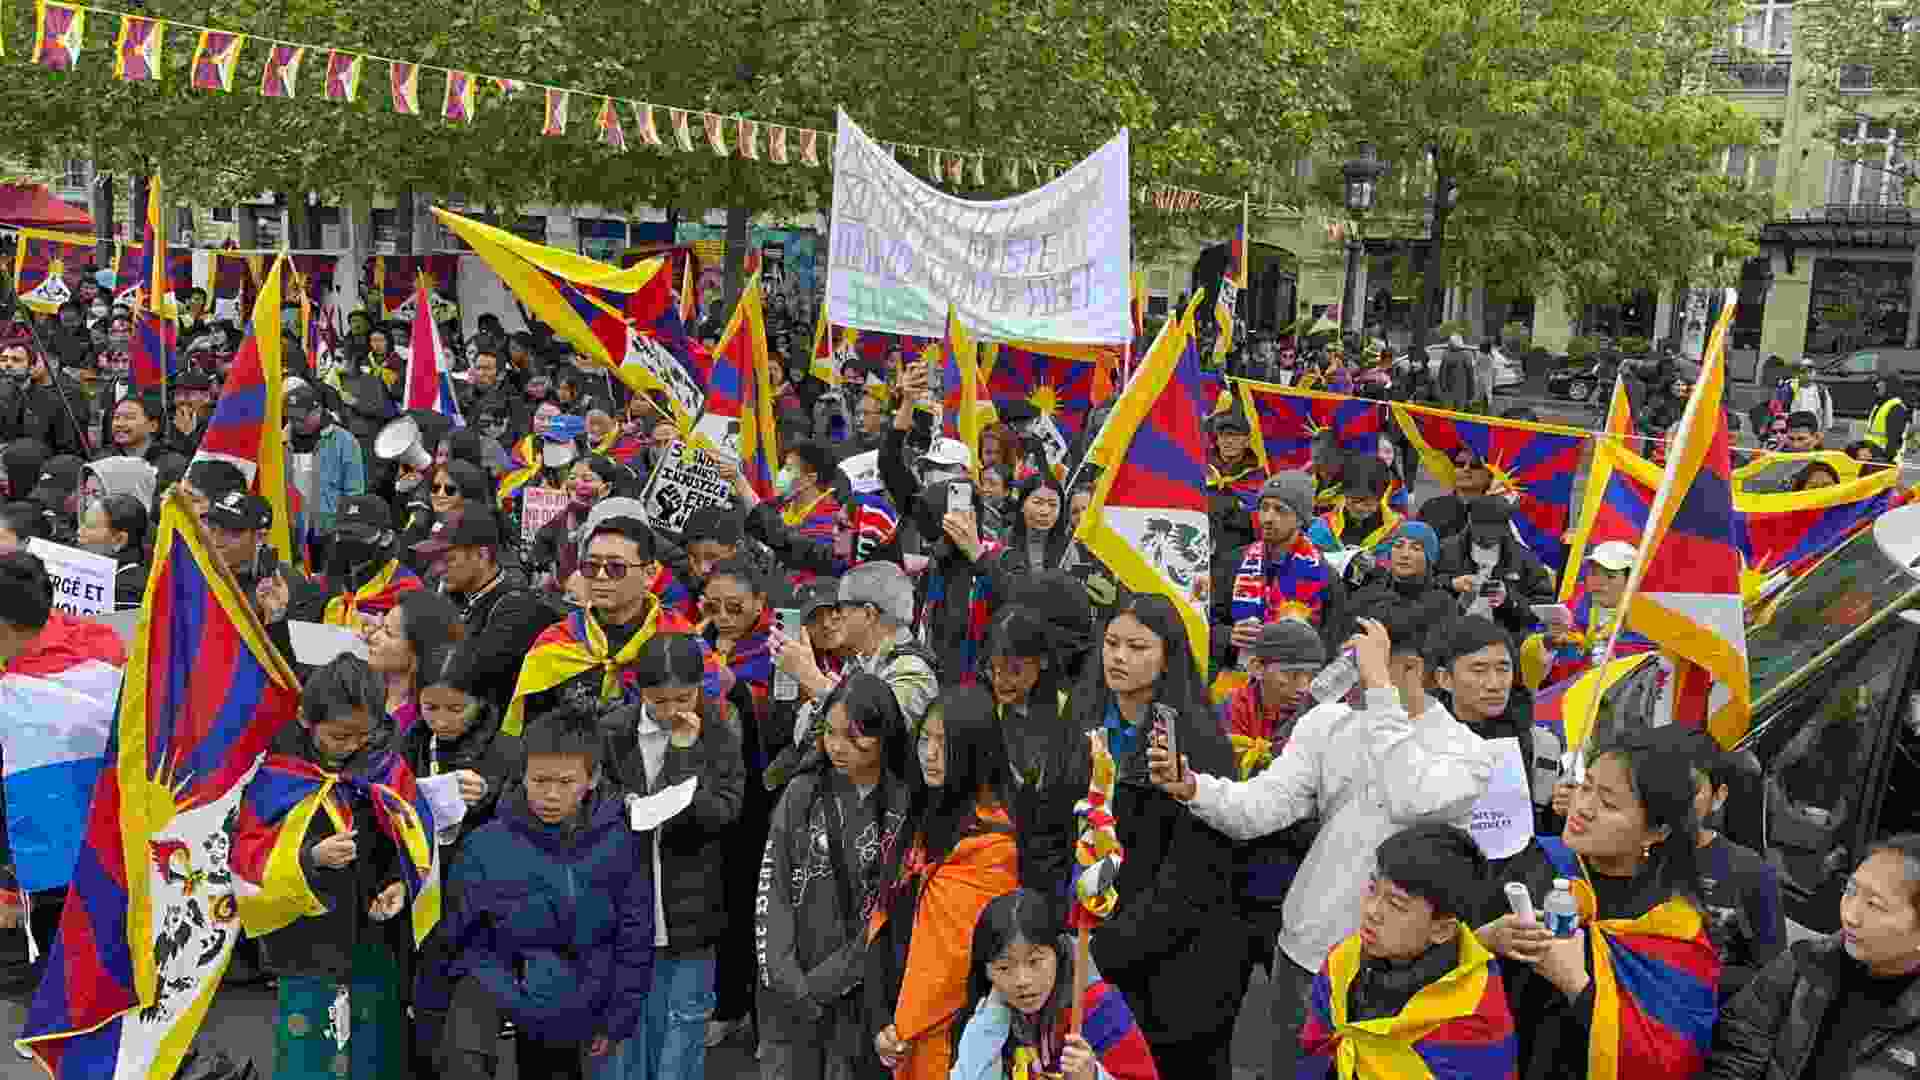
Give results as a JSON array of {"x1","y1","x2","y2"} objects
[
  {"x1": 1475, "y1": 726, "x2": 1719, "y2": 1080},
  {"x1": 769, "y1": 440, "x2": 843, "y2": 587},
  {"x1": 1213, "y1": 471, "x2": 1337, "y2": 677},
  {"x1": 1308, "y1": 456, "x2": 1402, "y2": 556},
  {"x1": 315, "y1": 495, "x2": 420, "y2": 629},
  {"x1": 1520, "y1": 542, "x2": 1656, "y2": 691},
  {"x1": 232, "y1": 654, "x2": 441, "y2": 1080},
  {"x1": 1298, "y1": 825, "x2": 1517, "y2": 1080},
  {"x1": 948, "y1": 888, "x2": 1161, "y2": 1080},
  {"x1": 505, "y1": 516, "x2": 703, "y2": 736},
  {"x1": 1205, "y1": 410, "x2": 1267, "y2": 516}
]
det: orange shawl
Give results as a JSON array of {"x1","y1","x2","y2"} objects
[{"x1": 869, "y1": 802, "x2": 1020, "y2": 1080}]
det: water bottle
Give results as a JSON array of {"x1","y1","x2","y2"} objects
[
  {"x1": 1308, "y1": 648, "x2": 1360, "y2": 704},
  {"x1": 1543, "y1": 878, "x2": 1580, "y2": 938}
]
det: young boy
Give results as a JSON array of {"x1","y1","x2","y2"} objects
[{"x1": 1298, "y1": 823, "x2": 1518, "y2": 1078}]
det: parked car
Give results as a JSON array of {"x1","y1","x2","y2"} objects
[
  {"x1": 1572, "y1": 505, "x2": 1920, "y2": 932},
  {"x1": 1807, "y1": 348, "x2": 1920, "y2": 418},
  {"x1": 1422, "y1": 343, "x2": 1525, "y2": 393},
  {"x1": 1545, "y1": 354, "x2": 1627, "y2": 403}
]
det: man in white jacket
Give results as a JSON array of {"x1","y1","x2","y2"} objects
[{"x1": 1149, "y1": 598, "x2": 1494, "y2": 1080}]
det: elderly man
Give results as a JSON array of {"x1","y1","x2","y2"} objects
[{"x1": 774, "y1": 560, "x2": 939, "y2": 737}]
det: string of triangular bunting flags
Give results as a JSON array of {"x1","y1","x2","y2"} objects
[{"x1": 25, "y1": 0, "x2": 1291, "y2": 215}]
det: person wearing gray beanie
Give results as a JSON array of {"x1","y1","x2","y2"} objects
[
  {"x1": 1210, "y1": 470, "x2": 1341, "y2": 675},
  {"x1": 1261, "y1": 471, "x2": 1316, "y2": 528}
]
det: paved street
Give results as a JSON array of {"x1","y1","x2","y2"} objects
[{"x1": 0, "y1": 966, "x2": 1286, "y2": 1079}]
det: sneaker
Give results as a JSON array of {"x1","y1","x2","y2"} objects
[{"x1": 704, "y1": 1016, "x2": 751, "y2": 1048}]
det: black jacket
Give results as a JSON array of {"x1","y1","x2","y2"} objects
[
  {"x1": 602, "y1": 700, "x2": 746, "y2": 949},
  {"x1": 1084, "y1": 700, "x2": 1249, "y2": 1045},
  {"x1": 1417, "y1": 493, "x2": 1475, "y2": 544},
  {"x1": 1708, "y1": 937, "x2": 1920, "y2": 1080},
  {"x1": 2, "y1": 375, "x2": 92, "y2": 458},
  {"x1": 396, "y1": 704, "x2": 523, "y2": 851},
  {"x1": 1432, "y1": 533, "x2": 1555, "y2": 636},
  {"x1": 450, "y1": 569, "x2": 563, "y2": 712},
  {"x1": 1343, "y1": 568, "x2": 1455, "y2": 636}
]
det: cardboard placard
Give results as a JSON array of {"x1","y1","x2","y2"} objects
[
  {"x1": 639, "y1": 439, "x2": 736, "y2": 535},
  {"x1": 28, "y1": 538, "x2": 116, "y2": 617},
  {"x1": 521, "y1": 486, "x2": 571, "y2": 545}
]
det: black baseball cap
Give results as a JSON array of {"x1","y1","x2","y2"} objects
[
  {"x1": 285, "y1": 385, "x2": 322, "y2": 417},
  {"x1": 413, "y1": 511, "x2": 502, "y2": 556},
  {"x1": 334, "y1": 495, "x2": 393, "y2": 541},
  {"x1": 205, "y1": 490, "x2": 271, "y2": 530},
  {"x1": 796, "y1": 579, "x2": 841, "y2": 623}
]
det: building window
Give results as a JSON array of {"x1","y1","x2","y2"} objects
[
  {"x1": 1725, "y1": 124, "x2": 1782, "y2": 190},
  {"x1": 1742, "y1": 0, "x2": 1792, "y2": 53},
  {"x1": 60, "y1": 159, "x2": 93, "y2": 190},
  {"x1": 1827, "y1": 121, "x2": 1904, "y2": 206}
]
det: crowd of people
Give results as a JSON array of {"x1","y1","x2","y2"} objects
[{"x1": 0, "y1": 273, "x2": 1915, "y2": 1080}]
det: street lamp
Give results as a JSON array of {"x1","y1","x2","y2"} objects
[{"x1": 1341, "y1": 143, "x2": 1386, "y2": 336}]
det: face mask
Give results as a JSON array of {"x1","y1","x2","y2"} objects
[
  {"x1": 774, "y1": 468, "x2": 795, "y2": 497},
  {"x1": 395, "y1": 474, "x2": 423, "y2": 494},
  {"x1": 571, "y1": 481, "x2": 600, "y2": 506},
  {"x1": 108, "y1": 332, "x2": 131, "y2": 349},
  {"x1": 90, "y1": 303, "x2": 108, "y2": 320},
  {"x1": 334, "y1": 537, "x2": 383, "y2": 570}
]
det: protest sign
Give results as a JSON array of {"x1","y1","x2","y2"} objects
[
  {"x1": 521, "y1": 485, "x2": 572, "y2": 545},
  {"x1": 827, "y1": 110, "x2": 1132, "y2": 345},
  {"x1": 28, "y1": 539, "x2": 116, "y2": 617},
  {"x1": 640, "y1": 439, "x2": 736, "y2": 534},
  {"x1": 1468, "y1": 738, "x2": 1533, "y2": 860}
]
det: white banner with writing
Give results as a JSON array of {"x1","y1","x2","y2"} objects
[
  {"x1": 28, "y1": 538, "x2": 116, "y2": 617},
  {"x1": 827, "y1": 110, "x2": 1132, "y2": 345}
]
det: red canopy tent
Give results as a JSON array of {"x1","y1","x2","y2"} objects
[{"x1": 0, "y1": 183, "x2": 93, "y2": 231}]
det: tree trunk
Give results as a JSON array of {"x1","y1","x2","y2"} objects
[
  {"x1": 1416, "y1": 189, "x2": 1452, "y2": 350},
  {"x1": 94, "y1": 173, "x2": 117, "y2": 250},
  {"x1": 722, "y1": 199, "x2": 750, "y2": 326},
  {"x1": 395, "y1": 187, "x2": 415, "y2": 255}
]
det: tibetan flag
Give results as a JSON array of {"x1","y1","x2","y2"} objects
[
  {"x1": 0, "y1": 617, "x2": 126, "y2": 894},
  {"x1": 1299, "y1": 927, "x2": 1518, "y2": 1080},
  {"x1": 989, "y1": 345, "x2": 1098, "y2": 437},
  {"x1": 808, "y1": 305, "x2": 850, "y2": 386},
  {"x1": 693, "y1": 275, "x2": 779, "y2": 500},
  {"x1": 113, "y1": 15, "x2": 163, "y2": 82},
  {"x1": 801, "y1": 127, "x2": 821, "y2": 167},
  {"x1": 404, "y1": 276, "x2": 466, "y2": 427},
  {"x1": 1074, "y1": 296, "x2": 1212, "y2": 671},
  {"x1": 33, "y1": 2, "x2": 84, "y2": 71},
  {"x1": 13, "y1": 229, "x2": 94, "y2": 314},
  {"x1": 598, "y1": 97, "x2": 626, "y2": 150},
  {"x1": 678, "y1": 251, "x2": 697, "y2": 327},
  {"x1": 636, "y1": 103, "x2": 663, "y2": 147},
  {"x1": 739, "y1": 118, "x2": 760, "y2": 160},
  {"x1": 770, "y1": 125, "x2": 790, "y2": 164},
  {"x1": 1611, "y1": 288, "x2": 1751, "y2": 747},
  {"x1": 542, "y1": 88, "x2": 569, "y2": 135},
  {"x1": 17, "y1": 490, "x2": 301, "y2": 1080},
  {"x1": 672, "y1": 108, "x2": 695, "y2": 152},
  {"x1": 192, "y1": 255, "x2": 296, "y2": 565},
  {"x1": 505, "y1": 601, "x2": 690, "y2": 737},
  {"x1": 1394, "y1": 402, "x2": 1585, "y2": 573},
  {"x1": 1604, "y1": 369, "x2": 1636, "y2": 440},
  {"x1": 323, "y1": 50, "x2": 361, "y2": 102},
  {"x1": 1215, "y1": 196, "x2": 1248, "y2": 358},
  {"x1": 129, "y1": 177, "x2": 178, "y2": 392},
  {"x1": 433, "y1": 208, "x2": 707, "y2": 431},
  {"x1": 1130, "y1": 270, "x2": 1146, "y2": 340},
  {"x1": 443, "y1": 70, "x2": 474, "y2": 124},
  {"x1": 1738, "y1": 465, "x2": 1898, "y2": 592},
  {"x1": 259, "y1": 44, "x2": 303, "y2": 98},
  {"x1": 1559, "y1": 439, "x2": 1660, "y2": 605},
  {"x1": 1539, "y1": 838, "x2": 1719, "y2": 1080},
  {"x1": 705, "y1": 113, "x2": 730, "y2": 156},
  {"x1": 1239, "y1": 381, "x2": 1383, "y2": 473},
  {"x1": 1533, "y1": 653, "x2": 1661, "y2": 754},
  {"x1": 389, "y1": 60, "x2": 419, "y2": 115},
  {"x1": 943, "y1": 307, "x2": 992, "y2": 467},
  {"x1": 189, "y1": 30, "x2": 243, "y2": 92}
]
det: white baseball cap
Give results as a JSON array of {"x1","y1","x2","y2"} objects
[
  {"x1": 920, "y1": 437, "x2": 973, "y2": 470},
  {"x1": 1587, "y1": 541, "x2": 1638, "y2": 572}
]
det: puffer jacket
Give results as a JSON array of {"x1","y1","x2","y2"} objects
[
  {"x1": 429, "y1": 787, "x2": 653, "y2": 1046},
  {"x1": 1708, "y1": 936, "x2": 1920, "y2": 1080},
  {"x1": 602, "y1": 700, "x2": 746, "y2": 948}
]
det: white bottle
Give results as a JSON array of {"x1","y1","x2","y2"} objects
[
  {"x1": 1308, "y1": 648, "x2": 1360, "y2": 704},
  {"x1": 1543, "y1": 878, "x2": 1580, "y2": 938}
]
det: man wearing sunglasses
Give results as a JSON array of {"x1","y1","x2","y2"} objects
[{"x1": 506, "y1": 516, "x2": 703, "y2": 735}]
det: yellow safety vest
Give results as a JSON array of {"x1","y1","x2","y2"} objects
[{"x1": 1867, "y1": 397, "x2": 1904, "y2": 451}]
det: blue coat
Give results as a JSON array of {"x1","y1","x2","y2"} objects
[{"x1": 427, "y1": 786, "x2": 654, "y2": 1046}]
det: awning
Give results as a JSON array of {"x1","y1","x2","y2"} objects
[
  {"x1": 0, "y1": 183, "x2": 93, "y2": 231},
  {"x1": 1760, "y1": 205, "x2": 1920, "y2": 271}
]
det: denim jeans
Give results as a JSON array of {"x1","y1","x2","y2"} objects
[{"x1": 610, "y1": 945, "x2": 717, "y2": 1080}]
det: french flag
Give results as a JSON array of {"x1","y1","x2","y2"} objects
[
  {"x1": 405, "y1": 277, "x2": 465, "y2": 427},
  {"x1": 0, "y1": 615, "x2": 127, "y2": 894}
]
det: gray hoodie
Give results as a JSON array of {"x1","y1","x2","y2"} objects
[{"x1": 83, "y1": 456, "x2": 159, "y2": 511}]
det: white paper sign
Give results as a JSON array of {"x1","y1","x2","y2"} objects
[
  {"x1": 417, "y1": 773, "x2": 471, "y2": 830},
  {"x1": 521, "y1": 486, "x2": 571, "y2": 545},
  {"x1": 828, "y1": 110, "x2": 1132, "y2": 345},
  {"x1": 286, "y1": 621, "x2": 370, "y2": 666},
  {"x1": 1469, "y1": 737, "x2": 1534, "y2": 860},
  {"x1": 639, "y1": 439, "x2": 736, "y2": 534},
  {"x1": 627, "y1": 776, "x2": 698, "y2": 832},
  {"x1": 28, "y1": 538, "x2": 117, "y2": 617}
]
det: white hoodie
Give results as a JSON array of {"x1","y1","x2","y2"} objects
[{"x1": 1186, "y1": 686, "x2": 1494, "y2": 975}]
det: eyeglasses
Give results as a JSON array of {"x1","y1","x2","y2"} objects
[
  {"x1": 579, "y1": 558, "x2": 639, "y2": 580},
  {"x1": 431, "y1": 485, "x2": 460, "y2": 496},
  {"x1": 702, "y1": 598, "x2": 752, "y2": 616}
]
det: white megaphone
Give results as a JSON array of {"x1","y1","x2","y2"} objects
[{"x1": 374, "y1": 416, "x2": 432, "y2": 470}]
